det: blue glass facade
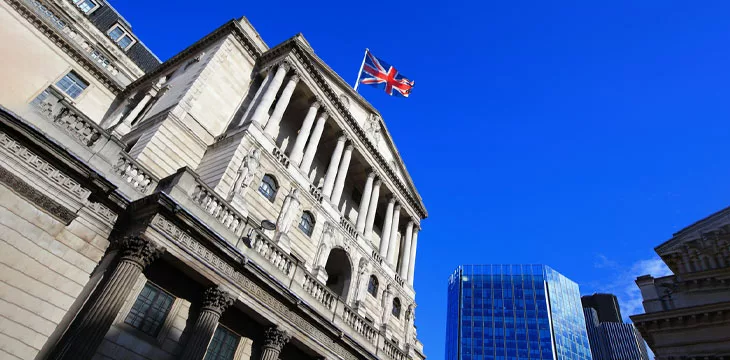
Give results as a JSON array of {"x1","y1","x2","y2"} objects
[{"x1": 445, "y1": 265, "x2": 592, "y2": 360}]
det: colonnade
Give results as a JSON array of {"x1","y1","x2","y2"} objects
[{"x1": 244, "y1": 61, "x2": 420, "y2": 285}]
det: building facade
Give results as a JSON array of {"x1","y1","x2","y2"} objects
[
  {"x1": 631, "y1": 207, "x2": 730, "y2": 359},
  {"x1": 445, "y1": 265, "x2": 592, "y2": 360},
  {"x1": 581, "y1": 295, "x2": 649, "y2": 360},
  {"x1": 0, "y1": 0, "x2": 427, "y2": 359}
]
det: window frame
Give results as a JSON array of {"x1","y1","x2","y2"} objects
[
  {"x1": 72, "y1": 0, "x2": 100, "y2": 14},
  {"x1": 392, "y1": 297, "x2": 402, "y2": 318},
  {"x1": 123, "y1": 282, "x2": 176, "y2": 338},
  {"x1": 54, "y1": 71, "x2": 89, "y2": 99},
  {"x1": 205, "y1": 325, "x2": 241, "y2": 360},
  {"x1": 258, "y1": 174, "x2": 278, "y2": 203},
  {"x1": 298, "y1": 211, "x2": 315, "y2": 237},
  {"x1": 107, "y1": 23, "x2": 137, "y2": 50},
  {"x1": 367, "y1": 275, "x2": 379, "y2": 298}
]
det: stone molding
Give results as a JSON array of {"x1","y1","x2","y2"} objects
[
  {"x1": 201, "y1": 286, "x2": 235, "y2": 314},
  {"x1": 117, "y1": 236, "x2": 165, "y2": 268},
  {"x1": 0, "y1": 163, "x2": 77, "y2": 224},
  {"x1": 86, "y1": 201, "x2": 118, "y2": 224},
  {"x1": 149, "y1": 214, "x2": 361, "y2": 360},
  {"x1": 5, "y1": 0, "x2": 124, "y2": 93},
  {"x1": 263, "y1": 326, "x2": 291, "y2": 352}
]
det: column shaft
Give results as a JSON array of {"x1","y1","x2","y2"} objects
[
  {"x1": 330, "y1": 145, "x2": 354, "y2": 206},
  {"x1": 264, "y1": 74, "x2": 299, "y2": 137},
  {"x1": 49, "y1": 237, "x2": 164, "y2": 360},
  {"x1": 239, "y1": 71, "x2": 273, "y2": 126},
  {"x1": 407, "y1": 229, "x2": 419, "y2": 286},
  {"x1": 289, "y1": 105, "x2": 322, "y2": 166},
  {"x1": 250, "y1": 64, "x2": 288, "y2": 125},
  {"x1": 299, "y1": 111, "x2": 327, "y2": 173},
  {"x1": 399, "y1": 221, "x2": 414, "y2": 278},
  {"x1": 363, "y1": 180, "x2": 381, "y2": 239},
  {"x1": 386, "y1": 204, "x2": 402, "y2": 266},
  {"x1": 180, "y1": 287, "x2": 235, "y2": 360},
  {"x1": 379, "y1": 199, "x2": 395, "y2": 258},
  {"x1": 322, "y1": 135, "x2": 346, "y2": 198},
  {"x1": 355, "y1": 173, "x2": 376, "y2": 234}
]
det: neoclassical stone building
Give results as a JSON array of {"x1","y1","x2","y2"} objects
[
  {"x1": 631, "y1": 207, "x2": 730, "y2": 359},
  {"x1": 0, "y1": 1, "x2": 428, "y2": 359}
]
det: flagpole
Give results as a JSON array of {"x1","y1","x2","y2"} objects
[{"x1": 353, "y1": 48, "x2": 369, "y2": 92}]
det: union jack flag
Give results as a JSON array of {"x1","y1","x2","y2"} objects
[{"x1": 359, "y1": 50, "x2": 414, "y2": 97}]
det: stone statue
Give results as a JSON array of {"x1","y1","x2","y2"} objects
[
  {"x1": 275, "y1": 187, "x2": 300, "y2": 237},
  {"x1": 364, "y1": 114, "x2": 382, "y2": 144},
  {"x1": 228, "y1": 148, "x2": 261, "y2": 200}
]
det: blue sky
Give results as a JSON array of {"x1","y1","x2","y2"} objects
[{"x1": 111, "y1": 0, "x2": 730, "y2": 357}]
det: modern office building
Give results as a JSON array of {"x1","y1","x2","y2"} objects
[
  {"x1": 581, "y1": 294, "x2": 649, "y2": 360},
  {"x1": 445, "y1": 264, "x2": 592, "y2": 360},
  {"x1": 0, "y1": 0, "x2": 427, "y2": 359},
  {"x1": 631, "y1": 207, "x2": 730, "y2": 359}
]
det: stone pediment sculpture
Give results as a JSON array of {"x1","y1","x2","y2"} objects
[{"x1": 228, "y1": 148, "x2": 261, "y2": 201}]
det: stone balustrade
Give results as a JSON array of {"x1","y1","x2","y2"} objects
[
  {"x1": 394, "y1": 273, "x2": 405, "y2": 287},
  {"x1": 371, "y1": 250, "x2": 383, "y2": 266},
  {"x1": 302, "y1": 272, "x2": 336, "y2": 310},
  {"x1": 113, "y1": 153, "x2": 157, "y2": 194},
  {"x1": 272, "y1": 147, "x2": 290, "y2": 167},
  {"x1": 342, "y1": 306, "x2": 377, "y2": 344},
  {"x1": 190, "y1": 183, "x2": 247, "y2": 236},
  {"x1": 383, "y1": 338, "x2": 407, "y2": 360},
  {"x1": 32, "y1": 87, "x2": 104, "y2": 147},
  {"x1": 249, "y1": 233, "x2": 295, "y2": 276},
  {"x1": 340, "y1": 216, "x2": 357, "y2": 238},
  {"x1": 309, "y1": 183, "x2": 323, "y2": 202}
]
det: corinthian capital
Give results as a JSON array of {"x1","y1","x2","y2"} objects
[
  {"x1": 263, "y1": 326, "x2": 291, "y2": 351},
  {"x1": 201, "y1": 286, "x2": 235, "y2": 314},
  {"x1": 118, "y1": 236, "x2": 165, "y2": 268}
]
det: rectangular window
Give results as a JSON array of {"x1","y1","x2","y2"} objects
[
  {"x1": 73, "y1": 0, "x2": 98, "y2": 13},
  {"x1": 205, "y1": 326, "x2": 240, "y2": 360},
  {"x1": 124, "y1": 282, "x2": 175, "y2": 337},
  {"x1": 108, "y1": 24, "x2": 135, "y2": 50},
  {"x1": 55, "y1": 71, "x2": 88, "y2": 99}
]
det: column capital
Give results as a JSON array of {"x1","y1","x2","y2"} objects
[
  {"x1": 278, "y1": 61, "x2": 292, "y2": 72},
  {"x1": 289, "y1": 73, "x2": 301, "y2": 84},
  {"x1": 117, "y1": 236, "x2": 165, "y2": 268},
  {"x1": 367, "y1": 171, "x2": 377, "y2": 179},
  {"x1": 345, "y1": 143, "x2": 354, "y2": 151},
  {"x1": 337, "y1": 131, "x2": 348, "y2": 142},
  {"x1": 388, "y1": 197, "x2": 396, "y2": 204},
  {"x1": 263, "y1": 326, "x2": 291, "y2": 352},
  {"x1": 201, "y1": 286, "x2": 235, "y2": 315},
  {"x1": 373, "y1": 178, "x2": 382, "y2": 187}
]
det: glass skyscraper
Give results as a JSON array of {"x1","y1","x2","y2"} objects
[{"x1": 445, "y1": 265, "x2": 592, "y2": 360}]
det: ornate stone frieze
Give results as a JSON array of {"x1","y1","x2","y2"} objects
[
  {"x1": 0, "y1": 164, "x2": 77, "y2": 224},
  {"x1": 201, "y1": 286, "x2": 235, "y2": 314},
  {"x1": 150, "y1": 214, "x2": 360, "y2": 360},
  {"x1": 86, "y1": 201, "x2": 118, "y2": 224},
  {"x1": 263, "y1": 326, "x2": 291, "y2": 351},
  {"x1": 117, "y1": 236, "x2": 165, "y2": 268}
]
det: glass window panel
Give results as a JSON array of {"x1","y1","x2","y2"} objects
[
  {"x1": 205, "y1": 326, "x2": 240, "y2": 360},
  {"x1": 124, "y1": 282, "x2": 174, "y2": 337}
]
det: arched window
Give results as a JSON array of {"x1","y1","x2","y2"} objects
[
  {"x1": 298, "y1": 211, "x2": 315, "y2": 237},
  {"x1": 392, "y1": 297, "x2": 402, "y2": 318},
  {"x1": 258, "y1": 174, "x2": 278, "y2": 202},
  {"x1": 367, "y1": 275, "x2": 379, "y2": 297}
]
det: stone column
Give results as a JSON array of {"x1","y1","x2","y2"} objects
[
  {"x1": 103, "y1": 95, "x2": 134, "y2": 129},
  {"x1": 386, "y1": 204, "x2": 402, "y2": 267},
  {"x1": 250, "y1": 63, "x2": 289, "y2": 126},
  {"x1": 239, "y1": 71, "x2": 273, "y2": 126},
  {"x1": 260, "y1": 326, "x2": 290, "y2": 360},
  {"x1": 329, "y1": 144, "x2": 354, "y2": 206},
  {"x1": 363, "y1": 179, "x2": 381, "y2": 239},
  {"x1": 299, "y1": 110, "x2": 328, "y2": 173},
  {"x1": 49, "y1": 237, "x2": 165, "y2": 360},
  {"x1": 379, "y1": 198, "x2": 395, "y2": 258},
  {"x1": 180, "y1": 287, "x2": 235, "y2": 360},
  {"x1": 322, "y1": 134, "x2": 347, "y2": 198},
  {"x1": 289, "y1": 102, "x2": 323, "y2": 166},
  {"x1": 399, "y1": 221, "x2": 414, "y2": 278},
  {"x1": 120, "y1": 92, "x2": 153, "y2": 126},
  {"x1": 264, "y1": 74, "x2": 300, "y2": 137},
  {"x1": 407, "y1": 227, "x2": 419, "y2": 286},
  {"x1": 355, "y1": 172, "x2": 376, "y2": 234}
]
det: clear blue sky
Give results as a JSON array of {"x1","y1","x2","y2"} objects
[{"x1": 112, "y1": 1, "x2": 730, "y2": 358}]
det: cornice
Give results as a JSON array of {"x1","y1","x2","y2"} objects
[
  {"x1": 631, "y1": 301, "x2": 730, "y2": 331},
  {"x1": 258, "y1": 38, "x2": 427, "y2": 219},
  {"x1": 122, "y1": 19, "x2": 263, "y2": 97},
  {"x1": 5, "y1": 0, "x2": 123, "y2": 94}
]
